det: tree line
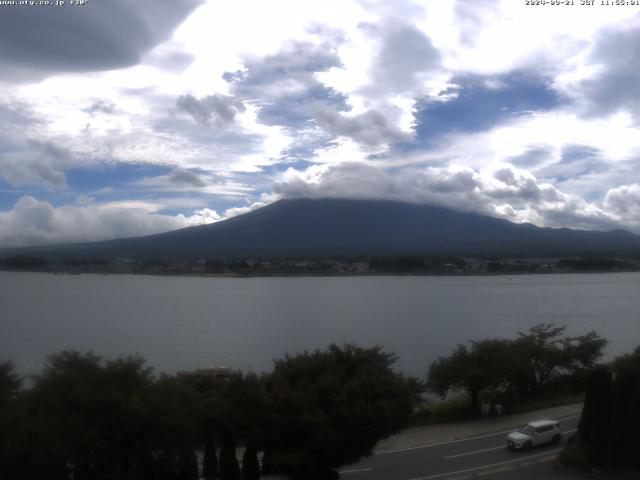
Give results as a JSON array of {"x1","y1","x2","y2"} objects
[
  {"x1": 0, "y1": 345, "x2": 419, "y2": 480},
  {"x1": 575, "y1": 346, "x2": 640, "y2": 469},
  {"x1": 426, "y1": 323, "x2": 608, "y2": 413},
  {"x1": 0, "y1": 324, "x2": 626, "y2": 479}
]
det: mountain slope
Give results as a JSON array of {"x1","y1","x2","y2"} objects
[{"x1": 5, "y1": 198, "x2": 640, "y2": 259}]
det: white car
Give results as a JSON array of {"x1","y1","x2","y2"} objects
[{"x1": 506, "y1": 420, "x2": 562, "y2": 451}]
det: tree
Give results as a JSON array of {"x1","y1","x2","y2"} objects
[
  {"x1": 260, "y1": 344, "x2": 418, "y2": 477},
  {"x1": 29, "y1": 351, "x2": 163, "y2": 479},
  {"x1": 515, "y1": 324, "x2": 606, "y2": 396},
  {"x1": 0, "y1": 361, "x2": 23, "y2": 478},
  {"x1": 241, "y1": 443, "x2": 260, "y2": 480},
  {"x1": 612, "y1": 345, "x2": 640, "y2": 372},
  {"x1": 576, "y1": 345, "x2": 640, "y2": 469},
  {"x1": 578, "y1": 366, "x2": 613, "y2": 466},
  {"x1": 427, "y1": 325, "x2": 608, "y2": 412},
  {"x1": 202, "y1": 434, "x2": 218, "y2": 480},
  {"x1": 0, "y1": 361, "x2": 21, "y2": 403},
  {"x1": 427, "y1": 340, "x2": 524, "y2": 412},
  {"x1": 177, "y1": 447, "x2": 199, "y2": 480},
  {"x1": 219, "y1": 436, "x2": 241, "y2": 480}
]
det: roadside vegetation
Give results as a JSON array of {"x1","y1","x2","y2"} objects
[
  {"x1": 561, "y1": 346, "x2": 640, "y2": 472},
  {"x1": 421, "y1": 324, "x2": 606, "y2": 422},
  {"x1": 1, "y1": 326, "x2": 636, "y2": 479},
  {"x1": 0, "y1": 345, "x2": 419, "y2": 480}
]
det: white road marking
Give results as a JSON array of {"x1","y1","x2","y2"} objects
[
  {"x1": 375, "y1": 431, "x2": 516, "y2": 455},
  {"x1": 339, "y1": 467, "x2": 373, "y2": 474},
  {"x1": 407, "y1": 449, "x2": 562, "y2": 480},
  {"x1": 444, "y1": 445, "x2": 505, "y2": 459},
  {"x1": 444, "y1": 428, "x2": 577, "y2": 459},
  {"x1": 477, "y1": 466, "x2": 513, "y2": 476},
  {"x1": 375, "y1": 415, "x2": 580, "y2": 456}
]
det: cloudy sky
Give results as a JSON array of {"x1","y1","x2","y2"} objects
[{"x1": 1, "y1": 0, "x2": 640, "y2": 246}]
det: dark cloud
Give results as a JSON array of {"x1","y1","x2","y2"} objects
[
  {"x1": 579, "y1": 24, "x2": 640, "y2": 118},
  {"x1": 0, "y1": 0, "x2": 203, "y2": 81},
  {"x1": 311, "y1": 103, "x2": 410, "y2": 146},
  {"x1": 0, "y1": 140, "x2": 69, "y2": 191},
  {"x1": 224, "y1": 41, "x2": 409, "y2": 149},
  {"x1": 168, "y1": 168, "x2": 207, "y2": 187},
  {"x1": 224, "y1": 42, "x2": 340, "y2": 90},
  {"x1": 175, "y1": 94, "x2": 245, "y2": 127},
  {"x1": 0, "y1": 104, "x2": 70, "y2": 190},
  {"x1": 224, "y1": 42, "x2": 347, "y2": 127},
  {"x1": 84, "y1": 101, "x2": 116, "y2": 115},
  {"x1": 362, "y1": 20, "x2": 441, "y2": 94}
]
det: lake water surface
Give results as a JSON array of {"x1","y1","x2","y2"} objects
[{"x1": 2, "y1": 271, "x2": 639, "y2": 377}]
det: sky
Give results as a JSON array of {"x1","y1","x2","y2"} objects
[{"x1": 1, "y1": 0, "x2": 640, "y2": 247}]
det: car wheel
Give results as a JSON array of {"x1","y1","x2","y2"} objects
[
  {"x1": 551, "y1": 434, "x2": 561, "y2": 445},
  {"x1": 522, "y1": 441, "x2": 532, "y2": 451}
]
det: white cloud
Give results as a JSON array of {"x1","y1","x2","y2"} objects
[
  {"x1": 0, "y1": 196, "x2": 192, "y2": 247},
  {"x1": 273, "y1": 162, "x2": 629, "y2": 232},
  {"x1": 604, "y1": 184, "x2": 640, "y2": 231},
  {"x1": 2, "y1": 0, "x2": 640, "y2": 245},
  {"x1": 0, "y1": 194, "x2": 286, "y2": 247}
]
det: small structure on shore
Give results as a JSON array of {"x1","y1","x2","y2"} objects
[{"x1": 177, "y1": 366, "x2": 241, "y2": 381}]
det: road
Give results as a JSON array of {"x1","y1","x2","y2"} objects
[{"x1": 339, "y1": 413, "x2": 580, "y2": 480}]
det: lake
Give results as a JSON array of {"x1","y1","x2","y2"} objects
[{"x1": 1, "y1": 271, "x2": 639, "y2": 378}]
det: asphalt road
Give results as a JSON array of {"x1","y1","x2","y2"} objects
[{"x1": 339, "y1": 413, "x2": 580, "y2": 480}]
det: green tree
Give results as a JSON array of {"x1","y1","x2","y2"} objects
[
  {"x1": 427, "y1": 340, "x2": 523, "y2": 412},
  {"x1": 202, "y1": 434, "x2": 218, "y2": 480},
  {"x1": 515, "y1": 324, "x2": 606, "y2": 396},
  {"x1": 177, "y1": 447, "x2": 199, "y2": 480},
  {"x1": 0, "y1": 361, "x2": 24, "y2": 478},
  {"x1": 0, "y1": 361, "x2": 21, "y2": 402},
  {"x1": 219, "y1": 436, "x2": 241, "y2": 480},
  {"x1": 578, "y1": 366, "x2": 613, "y2": 466},
  {"x1": 241, "y1": 443, "x2": 260, "y2": 480},
  {"x1": 260, "y1": 344, "x2": 418, "y2": 477},
  {"x1": 612, "y1": 345, "x2": 640, "y2": 372},
  {"x1": 428, "y1": 324, "x2": 608, "y2": 411},
  {"x1": 576, "y1": 346, "x2": 640, "y2": 469},
  {"x1": 30, "y1": 351, "x2": 161, "y2": 479}
]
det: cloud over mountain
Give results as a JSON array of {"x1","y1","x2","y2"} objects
[{"x1": 1, "y1": 1, "x2": 640, "y2": 246}]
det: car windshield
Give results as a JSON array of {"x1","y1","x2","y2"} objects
[{"x1": 518, "y1": 425, "x2": 536, "y2": 435}]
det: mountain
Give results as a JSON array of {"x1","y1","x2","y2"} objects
[{"x1": 4, "y1": 198, "x2": 640, "y2": 260}]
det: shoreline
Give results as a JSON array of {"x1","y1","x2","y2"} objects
[{"x1": 2, "y1": 268, "x2": 640, "y2": 278}]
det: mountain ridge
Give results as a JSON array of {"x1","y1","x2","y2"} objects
[{"x1": 2, "y1": 198, "x2": 640, "y2": 260}]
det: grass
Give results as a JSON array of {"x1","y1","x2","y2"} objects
[{"x1": 408, "y1": 391, "x2": 584, "y2": 427}]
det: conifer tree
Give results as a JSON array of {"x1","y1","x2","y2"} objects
[
  {"x1": 203, "y1": 435, "x2": 218, "y2": 480},
  {"x1": 178, "y1": 447, "x2": 199, "y2": 480},
  {"x1": 241, "y1": 443, "x2": 260, "y2": 480},
  {"x1": 219, "y1": 437, "x2": 241, "y2": 480},
  {"x1": 580, "y1": 366, "x2": 613, "y2": 466}
]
